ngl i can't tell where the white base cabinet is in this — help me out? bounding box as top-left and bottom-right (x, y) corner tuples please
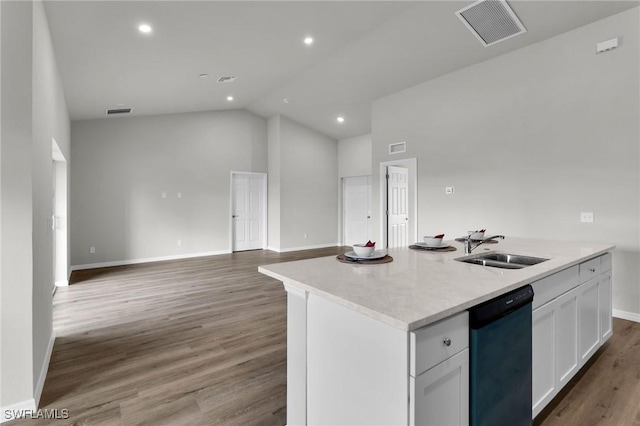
(532, 253), (612, 418)
(410, 312), (469, 426)
(411, 348), (469, 426)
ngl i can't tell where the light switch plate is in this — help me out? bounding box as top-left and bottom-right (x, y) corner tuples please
(580, 212), (594, 223)
(445, 186), (455, 195)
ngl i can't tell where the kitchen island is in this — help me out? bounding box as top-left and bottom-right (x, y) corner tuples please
(259, 238), (614, 425)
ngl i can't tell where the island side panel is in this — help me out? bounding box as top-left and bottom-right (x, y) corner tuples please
(283, 284), (308, 425)
(306, 294), (409, 425)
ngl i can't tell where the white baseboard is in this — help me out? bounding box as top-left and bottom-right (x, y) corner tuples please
(34, 331), (56, 407)
(268, 243), (339, 253)
(613, 309), (640, 323)
(55, 280), (68, 287)
(1, 399), (36, 423)
(70, 250), (231, 272)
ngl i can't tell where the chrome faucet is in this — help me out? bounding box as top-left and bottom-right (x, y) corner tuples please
(464, 235), (505, 254)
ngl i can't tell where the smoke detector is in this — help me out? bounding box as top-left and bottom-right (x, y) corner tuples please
(456, 0), (526, 47)
(216, 76), (237, 83)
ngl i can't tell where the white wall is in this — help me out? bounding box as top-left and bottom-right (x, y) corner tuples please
(70, 110), (267, 267)
(372, 8), (640, 315)
(1, 1), (34, 409)
(338, 134), (372, 178)
(32, 0), (70, 396)
(1, 0), (70, 413)
(268, 115), (339, 251)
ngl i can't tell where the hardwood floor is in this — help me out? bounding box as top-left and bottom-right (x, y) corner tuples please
(8, 247), (345, 426)
(7, 248), (640, 425)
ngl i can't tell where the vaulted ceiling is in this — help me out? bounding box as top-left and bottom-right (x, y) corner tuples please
(44, 1), (638, 139)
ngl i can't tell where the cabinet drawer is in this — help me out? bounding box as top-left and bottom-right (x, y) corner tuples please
(579, 257), (601, 283)
(532, 266), (579, 309)
(410, 311), (469, 377)
(601, 253), (612, 272)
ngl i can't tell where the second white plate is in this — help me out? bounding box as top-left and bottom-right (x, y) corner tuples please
(344, 250), (387, 260)
(414, 242), (451, 250)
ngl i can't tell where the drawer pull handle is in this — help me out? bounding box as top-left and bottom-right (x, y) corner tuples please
(443, 337), (452, 347)
(589, 268), (596, 272)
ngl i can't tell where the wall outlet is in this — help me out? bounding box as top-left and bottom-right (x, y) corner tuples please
(304, 233), (308, 239)
(177, 240), (182, 247)
(445, 186), (455, 195)
(90, 246), (95, 254)
(580, 212), (594, 223)
(177, 192), (182, 199)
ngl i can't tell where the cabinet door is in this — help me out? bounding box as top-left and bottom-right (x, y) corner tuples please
(532, 301), (556, 418)
(599, 271), (613, 342)
(411, 348), (469, 426)
(578, 277), (601, 366)
(555, 285), (580, 388)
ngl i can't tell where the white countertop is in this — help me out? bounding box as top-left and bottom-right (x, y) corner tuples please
(259, 238), (614, 331)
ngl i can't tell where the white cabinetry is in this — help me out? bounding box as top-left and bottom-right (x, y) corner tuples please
(532, 299), (556, 414)
(532, 267), (579, 417)
(555, 286), (580, 388)
(411, 349), (469, 426)
(532, 253), (613, 418)
(578, 277), (600, 366)
(410, 312), (469, 426)
(599, 270), (613, 341)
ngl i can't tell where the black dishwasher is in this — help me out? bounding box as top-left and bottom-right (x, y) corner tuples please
(469, 285), (534, 426)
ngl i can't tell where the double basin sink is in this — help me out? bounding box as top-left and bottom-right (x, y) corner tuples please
(456, 252), (548, 270)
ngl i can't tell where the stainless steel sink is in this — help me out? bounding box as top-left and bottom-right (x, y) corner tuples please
(456, 253), (549, 269)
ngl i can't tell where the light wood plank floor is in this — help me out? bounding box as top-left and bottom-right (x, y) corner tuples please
(8, 248), (345, 426)
(7, 248), (640, 425)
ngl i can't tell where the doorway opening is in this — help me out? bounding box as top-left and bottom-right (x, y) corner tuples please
(379, 158), (417, 248)
(230, 172), (267, 252)
(52, 138), (68, 287)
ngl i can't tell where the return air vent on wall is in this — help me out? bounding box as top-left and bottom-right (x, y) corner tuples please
(106, 108), (132, 116)
(216, 76), (237, 83)
(456, 0), (526, 47)
(389, 142), (406, 155)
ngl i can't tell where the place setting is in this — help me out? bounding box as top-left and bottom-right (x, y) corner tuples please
(410, 234), (457, 252)
(337, 240), (393, 264)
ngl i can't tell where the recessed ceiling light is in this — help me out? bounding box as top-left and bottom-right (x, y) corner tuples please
(337, 116), (345, 123)
(227, 96), (234, 101)
(304, 36), (314, 45)
(138, 23), (152, 34)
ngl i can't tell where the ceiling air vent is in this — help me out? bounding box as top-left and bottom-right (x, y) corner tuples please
(106, 108), (132, 116)
(456, 0), (526, 47)
(216, 76), (237, 83)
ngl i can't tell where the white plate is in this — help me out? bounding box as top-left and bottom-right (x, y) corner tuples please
(415, 242), (451, 250)
(344, 250), (387, 260)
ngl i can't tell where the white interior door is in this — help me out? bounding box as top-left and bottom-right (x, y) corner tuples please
(232, 173), (265, 252)
(343, 176), (372, 246)
(387, 165), (408, 248)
